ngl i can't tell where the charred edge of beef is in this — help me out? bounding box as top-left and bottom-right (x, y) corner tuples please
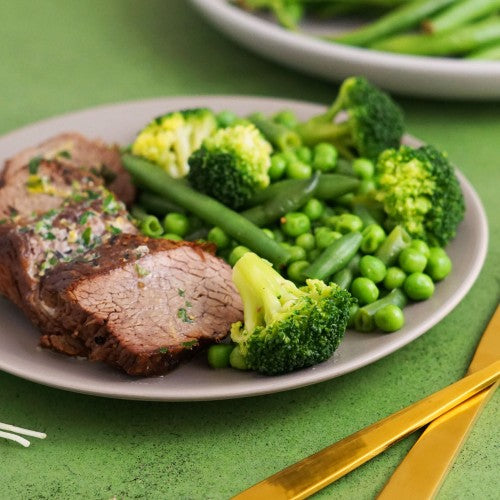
(39, 234), (242, 376)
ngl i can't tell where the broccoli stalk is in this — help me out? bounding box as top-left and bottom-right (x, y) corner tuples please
(295, 77), (404, 160)
(230, 252), (354, 375)
(374, 144), (465, 246)
(188, 123), (272, 209)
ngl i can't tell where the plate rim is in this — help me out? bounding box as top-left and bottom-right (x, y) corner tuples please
(189, 0), (500, 99)
(0, 95), (489, 401)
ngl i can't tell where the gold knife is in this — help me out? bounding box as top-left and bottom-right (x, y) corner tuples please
(233, 312), (500, 500)
(377, 305), (500, 500)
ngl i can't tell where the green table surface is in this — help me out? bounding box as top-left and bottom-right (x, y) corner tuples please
(1, 1), (499, 499)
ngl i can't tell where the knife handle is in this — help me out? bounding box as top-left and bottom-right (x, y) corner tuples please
(233, 360), (500, 500)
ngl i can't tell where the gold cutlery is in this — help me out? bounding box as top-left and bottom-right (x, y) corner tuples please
(377, 305), (499, 499)
(233, 308), (500, 500)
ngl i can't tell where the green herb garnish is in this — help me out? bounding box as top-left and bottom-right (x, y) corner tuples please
(28, 156), (43, 174)
(177, 308), (194, 323)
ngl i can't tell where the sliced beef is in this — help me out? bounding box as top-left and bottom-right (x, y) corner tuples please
(39, 234), (243, 376)
(0, 159), (104, 219)
(0, 195), (136, 329)
(2, 132), (135, 205)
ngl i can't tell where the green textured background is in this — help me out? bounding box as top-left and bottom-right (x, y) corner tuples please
(1, 1), (499, 498)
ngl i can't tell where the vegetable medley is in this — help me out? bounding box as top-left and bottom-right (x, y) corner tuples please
(122, 76), (465, 375)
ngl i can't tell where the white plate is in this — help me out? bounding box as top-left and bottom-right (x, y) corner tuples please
(0, 96), (488, 401)
(190, 0), (500, 100)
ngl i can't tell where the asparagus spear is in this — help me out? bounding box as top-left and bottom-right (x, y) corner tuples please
(371, 15), (500, 55)
(423, 0), (500, 34)
(332, 0), (457, 46)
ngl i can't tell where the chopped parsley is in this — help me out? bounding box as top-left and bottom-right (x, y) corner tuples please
(43, 232), (56, 241)
(178, 289), (185, 297)
(157, 347), (169, 354)
(182, 340), (198, 349)
(108, 225), (122, 235)
(177, 308), (194, 323)
(79, 211), (95, 225)
(56, 150), (72, 159)
(135, 263), (150, 278)
(28, 155), (43, 174)
(82, 227), (92, 246)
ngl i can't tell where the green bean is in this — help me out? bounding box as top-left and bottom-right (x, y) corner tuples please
(354, 288), (408, 332)
(375, 225), (411, 266)
(123, 154), (290, 266)
(248, 113), (302, 151)
(423, 0), (500, 35)
(372, 16), (500, 56)
(352, 205), (378, 228)
(332, 268), (354, 290)
(248, 174), (359, 207)
(304, 231), (363, 281)
(241, 172), (319, 227)
(138, 191), (185, 215)
(334, 0), (456, 46)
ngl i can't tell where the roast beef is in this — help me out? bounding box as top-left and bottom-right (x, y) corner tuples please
(0, 159), (103, 219)
(39, 234), (243, 376)
(1, 132), (135, 205)
(0, 194), (136, 328)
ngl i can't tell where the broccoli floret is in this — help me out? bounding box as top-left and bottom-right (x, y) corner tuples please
(374, 144), (465, 246)
(131, 108), (217, 178)
(188, 124), (272, 209)
(296, 76), (404, 160)
(230, 252), (354, 375)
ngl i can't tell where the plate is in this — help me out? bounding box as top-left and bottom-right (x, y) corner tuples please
(189, 0), (500, 100)
(0, 96), (488, 401)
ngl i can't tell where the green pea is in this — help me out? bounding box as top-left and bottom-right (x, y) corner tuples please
(335, 214), (363, 234)
(287, 245), (307, 263)
(302, 198), (324, 221)
(295, 232), (315, 251)
(404, 272), (435, 301)
(207, 227), (231, 249)
(315, 229), (342, 249)
(286, 159), (312, 179)
(383, 267), (407, 290)
(207, 344), (234, 369)
(162, 233), (183, 241)
(295, 146), (312, 164)
(352, 158), (375, 179)
(375, 305), (405, 332)
(229, 345), (248, 370)
(273, 109), (298, 128)
(287, 260), (309, 282)
(409, 239), (430, 258)
(359, 255), (386, 283)
(426, 247), (452, 281)
(399, 248), (428, 274)
(216, 110), (238, 128)
(312, 143), (338, 172)
(228, 246), (250, 267)
(281, 212), (311, 237)
(269, 153), (287, 181)
(163, 212), (189, 237)
(351, 277), (380, 305)
(361, 224), (386, 254)
(140, 215), (164, 238)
